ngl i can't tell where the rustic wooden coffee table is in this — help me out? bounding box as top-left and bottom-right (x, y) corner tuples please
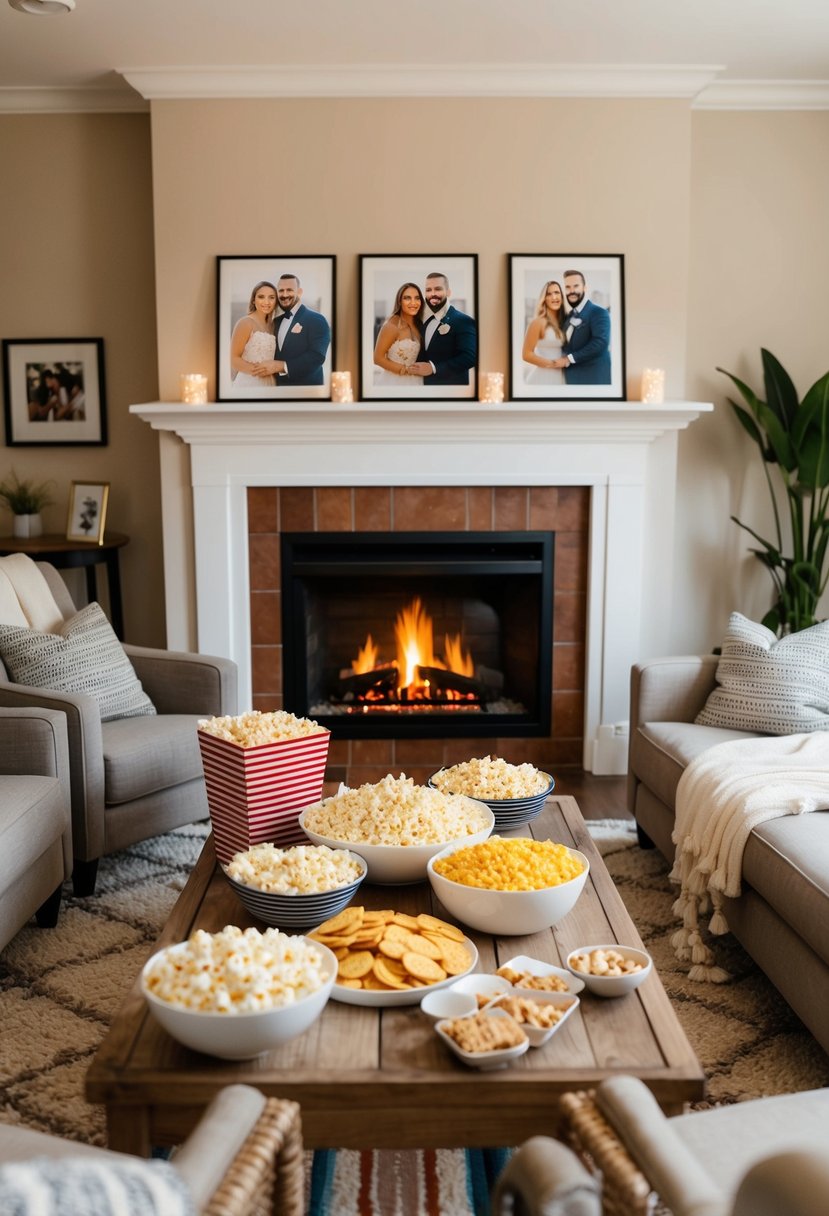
(86, 796), (704, 1154)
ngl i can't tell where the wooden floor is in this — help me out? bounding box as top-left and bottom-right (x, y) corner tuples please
(552, 771), (630, 822)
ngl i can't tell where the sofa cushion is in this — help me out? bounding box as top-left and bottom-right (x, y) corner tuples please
(0, 1155), (194, 1215)
(0, 603), (155, 723)
(632, 721), (757, 812)
(696, 613), (829, 734)
(0, 774), (67, 874)
(741, 814), (829, 968)
(102, 715), (204, 805)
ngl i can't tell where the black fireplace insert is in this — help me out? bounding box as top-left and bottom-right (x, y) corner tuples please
(280, 531), (553, 739)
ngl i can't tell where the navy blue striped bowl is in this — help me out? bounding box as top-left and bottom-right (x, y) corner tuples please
(222, 852), (367, 929)
(428, 770), (555, 831)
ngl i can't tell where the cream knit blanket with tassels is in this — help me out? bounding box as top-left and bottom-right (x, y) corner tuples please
(670, 732), (829, 983)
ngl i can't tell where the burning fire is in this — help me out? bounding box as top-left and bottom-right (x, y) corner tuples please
(352, 596), (474, 702)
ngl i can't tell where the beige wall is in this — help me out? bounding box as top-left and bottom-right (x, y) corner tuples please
(678, 110), (829, 652)
(2, 101), (827, 663)
(0, 114), (163, 645)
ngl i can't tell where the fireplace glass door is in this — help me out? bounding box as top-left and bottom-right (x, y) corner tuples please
(281, 532), (553, 739)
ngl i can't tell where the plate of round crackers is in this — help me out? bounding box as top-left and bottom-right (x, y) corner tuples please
(309, 905), (479, 1006)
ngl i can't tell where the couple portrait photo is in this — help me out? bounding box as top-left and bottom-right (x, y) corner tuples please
(509, 254), (625, 401)
(361, 255), (478, 400)
(216, 255), (335, 402)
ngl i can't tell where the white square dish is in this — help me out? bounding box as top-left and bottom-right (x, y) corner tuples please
(484, 989), (580, 1047)
(435, 1008), (530, 1070)
(499, 954), (585, 996)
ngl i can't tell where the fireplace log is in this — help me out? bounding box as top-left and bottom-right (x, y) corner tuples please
(416, 666), (484, 699)
(337, 666), (399, 698)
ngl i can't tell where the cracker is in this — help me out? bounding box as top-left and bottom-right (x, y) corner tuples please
(403, 932), (443, 961)
(417, 914), (465, 942)
(378, 938), (407, 960)
(402, 952), (447, 983)
(338, 950), (375, 979)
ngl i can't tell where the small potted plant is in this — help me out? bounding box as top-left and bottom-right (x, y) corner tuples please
(0, 470), (55, 539)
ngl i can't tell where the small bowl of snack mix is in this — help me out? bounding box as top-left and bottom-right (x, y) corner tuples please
(483, 990), (580, 1047)
(141, 926), (337, 1059)
(222, 843), (368, 930)
(429, 757), (554, 831)
(298, 774), (494, 885)
(427, 836), (589, 935)
(564, 944), (652, 998)
(435, 1008), (530, 1070)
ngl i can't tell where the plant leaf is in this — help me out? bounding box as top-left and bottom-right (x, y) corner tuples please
(795, 373), (829, 487)
(716, 367), (764, 418)
(755, 399), (795, 469)
(729, 400), (765, 448)
(761, 348), (799, 429)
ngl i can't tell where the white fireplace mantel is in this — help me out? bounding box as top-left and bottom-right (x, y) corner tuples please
(132, 399), (712, 771)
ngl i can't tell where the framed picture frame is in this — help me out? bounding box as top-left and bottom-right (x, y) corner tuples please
(1, 338), (107, 446)
(216, 255), (336, 402)
(359, 255), (478, 401)
(508, 255), (626, 401)
(66, 481), (109, 544)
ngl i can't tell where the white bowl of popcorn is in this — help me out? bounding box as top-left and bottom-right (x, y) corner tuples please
(141, 926), (337, 1059)
(427, 836), (589, 935)
(298, 774), (495, 885)
(564, 944), (652, 998)
(222, 843), (367, 929)
(430, 758), (554, 831)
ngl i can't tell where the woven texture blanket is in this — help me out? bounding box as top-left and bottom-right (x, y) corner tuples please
(670, 732), (829, 982)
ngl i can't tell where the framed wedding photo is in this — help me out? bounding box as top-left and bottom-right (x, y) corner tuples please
(508, 254), (626, 402)
(66, 480), (109, 544)
(216, 255), (336, 402)
(2, 338), (107, 446)
(359, 254), (478, 401)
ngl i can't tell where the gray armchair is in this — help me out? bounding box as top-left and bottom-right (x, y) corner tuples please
(0, 705), (72, 951)
(493, 1077), (829, 1216)
(0, 1084), (304, 1215)
(0, 563), (237, 896)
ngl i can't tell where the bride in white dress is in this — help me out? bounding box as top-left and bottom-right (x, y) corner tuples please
(230, 280), (278, 389)
(373, 282), (424, 387)
(522, 279), (567, 386)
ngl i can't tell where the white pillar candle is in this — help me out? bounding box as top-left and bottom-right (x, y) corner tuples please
(180, 373), (208, 404)
(640, 368), (665, 404)
(479, 372), (505, 404)
(331, 371), (353, 403)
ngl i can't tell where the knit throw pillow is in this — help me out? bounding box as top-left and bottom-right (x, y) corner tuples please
(695, 612), (829, 734)
(0, 1155), (194, 1215)
(0, 602), (156, 722)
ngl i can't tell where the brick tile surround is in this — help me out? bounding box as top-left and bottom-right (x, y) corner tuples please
(248, 486), (588, 785)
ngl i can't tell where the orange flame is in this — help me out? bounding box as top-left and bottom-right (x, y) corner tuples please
(352, 634), (379, 673)
(351, 598), (475, 703)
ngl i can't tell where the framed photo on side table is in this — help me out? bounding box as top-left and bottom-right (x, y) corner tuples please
(66, 481), (109, 545)
(2, 338), (107, 446)
(508, 255), (626, 401)
(359, 255), (478, 401)
(216, 255), (335, 402)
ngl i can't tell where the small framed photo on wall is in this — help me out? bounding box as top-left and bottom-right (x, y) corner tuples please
(359, 255), (478, 401)
(66, 481), (109, 544)
(2, 338), (107, 446)
(216, 255), (336, 401)
(508, 255), (626, 401)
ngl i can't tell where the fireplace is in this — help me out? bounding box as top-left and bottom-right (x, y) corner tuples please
(281, 531), (553, 739)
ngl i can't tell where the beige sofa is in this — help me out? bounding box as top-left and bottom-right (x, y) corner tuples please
(628, 655), (829, 1056)
(0, 706), (72, 952)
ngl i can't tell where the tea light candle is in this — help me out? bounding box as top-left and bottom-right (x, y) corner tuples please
(479, 372), (505, 404)
(180, 373), (208, 404)
(331, 371), (353, 403)
(640, 368), (665, 404)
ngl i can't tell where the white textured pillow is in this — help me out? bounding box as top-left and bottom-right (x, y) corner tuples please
(0, 1155), (194, 1215)
(0, 602), (156, 722)
(696, 612), (829, 734)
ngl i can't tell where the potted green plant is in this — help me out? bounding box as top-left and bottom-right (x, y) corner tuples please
(0, 470), (55, 539)
(718, 349), (829, 634)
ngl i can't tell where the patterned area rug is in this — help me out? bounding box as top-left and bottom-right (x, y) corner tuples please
(2, 818), (828, 1215)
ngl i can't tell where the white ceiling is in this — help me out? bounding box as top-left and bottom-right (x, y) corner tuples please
(1, 0), (828, 110)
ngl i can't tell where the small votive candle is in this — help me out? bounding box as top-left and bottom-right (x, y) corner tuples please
(640, 368), (665, 404)
(331, 371), (353, 403)
(180, 373), (208, 404)
(479, 372), (505, 404)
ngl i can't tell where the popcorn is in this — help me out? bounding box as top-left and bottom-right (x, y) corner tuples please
(225, 843), (363, 895)
(143, 925), (329, 1013)
(198, 710), (325, 748)
(433, 836), (584, 891)
(432, 756), (549, 800)
(302, 773), (490, 847)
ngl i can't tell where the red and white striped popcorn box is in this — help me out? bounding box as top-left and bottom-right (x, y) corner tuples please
(197, 728), (331, 865)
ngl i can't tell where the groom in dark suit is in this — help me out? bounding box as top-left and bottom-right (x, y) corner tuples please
(553, 270), (611, 386)
(256, 273), (331, 387)
(409, 272), (477, 387)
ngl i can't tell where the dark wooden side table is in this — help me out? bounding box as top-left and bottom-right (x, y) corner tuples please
(0, 532), (129, 639)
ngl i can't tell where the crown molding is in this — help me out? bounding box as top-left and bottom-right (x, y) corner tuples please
(0, 86), (148, 114)
(119, 62), (723, 100)
(692, 78), (829, 110)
